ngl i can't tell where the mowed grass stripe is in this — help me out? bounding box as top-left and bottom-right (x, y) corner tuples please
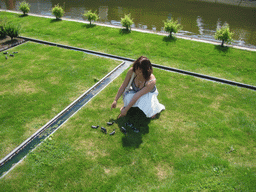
(0, 42), (121, 159)
(1, 68), (255, 191)
(1, 11), (256, 86)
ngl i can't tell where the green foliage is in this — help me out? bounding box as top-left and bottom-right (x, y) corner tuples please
(83, 10), (99, 25)
(163, 18), (182, 37)
(121, 13), (134, 31)
(52, 4), (65, 20)
(215, 23), (233, 46)
(19, 1), (31, 15)
(0, 18), (7, 38)
(4, 22), (20, 39)
(0, 26), (6, 38)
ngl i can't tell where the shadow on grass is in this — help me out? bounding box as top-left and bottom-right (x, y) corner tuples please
(50, 18), (63, 23)
(163, 36), (177, 44)
(110, 107), (160, 148)
(84, 24), (96, 28)
(19, 14), (28, 17)
(0, 36), (6, 41)
(214, 45), (230, 53)
(1, 38), (19, 45)
(119, 29), (131, 35)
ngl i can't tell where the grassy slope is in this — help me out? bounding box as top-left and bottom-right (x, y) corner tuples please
(0, 68), (255, 191)
(1, 11), (256, 86)
(0, 42), (120, 159)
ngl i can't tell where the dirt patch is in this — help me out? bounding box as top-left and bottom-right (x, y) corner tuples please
(0, 36), (26, 52)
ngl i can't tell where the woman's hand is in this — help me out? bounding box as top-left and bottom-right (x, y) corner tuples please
(118, 107), (128, 118)
(111, 100), (117, 110)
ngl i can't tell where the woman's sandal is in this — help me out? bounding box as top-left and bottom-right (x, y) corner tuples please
(150, 114), (157, 119)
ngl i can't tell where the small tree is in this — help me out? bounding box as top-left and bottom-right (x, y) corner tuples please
(83, 10), (99, 25)
(52, 4), (65, 20)
(19, 1), (31, 16)
(121, 14), (133, 31)
(215, 23), (233, 47)
(163, 18), (182, 37)
(5, 22), (20, 40)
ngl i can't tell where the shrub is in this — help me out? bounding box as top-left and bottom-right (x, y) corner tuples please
(121, 14), (134, 31)
(83, 10), (99, 25)
(0, 25), (7, 38)
(5, 22), (20, 39)
(19, 1), (31, 15)
(163, 18), (182, 37)
(0, 18), (7, 38)
(214, 23), (233, 47)
(52, 4), (65, 20)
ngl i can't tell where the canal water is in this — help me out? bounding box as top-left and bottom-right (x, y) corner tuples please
(0, 0), (256, 48)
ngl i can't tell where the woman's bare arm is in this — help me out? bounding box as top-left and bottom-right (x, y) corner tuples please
(111, 68), (134, 110)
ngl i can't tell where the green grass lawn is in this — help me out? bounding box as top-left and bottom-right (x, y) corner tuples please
(1, 11), (256, 86)
(0, 42), (121, 159)
(0, 11), (255, 191)
(0, 68), (255, 191)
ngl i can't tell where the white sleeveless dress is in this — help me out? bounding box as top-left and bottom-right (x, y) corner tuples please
(123, 74), (165, 118)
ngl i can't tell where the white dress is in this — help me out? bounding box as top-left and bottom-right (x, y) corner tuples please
(123, 76), (165, 118)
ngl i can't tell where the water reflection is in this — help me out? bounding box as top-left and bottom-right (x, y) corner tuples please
(0, 0), (255, 47)
(197, 16), (204, 35)
(99, 6), (108, 22)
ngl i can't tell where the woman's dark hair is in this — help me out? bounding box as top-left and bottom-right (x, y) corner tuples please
(132, 56), (153, 80)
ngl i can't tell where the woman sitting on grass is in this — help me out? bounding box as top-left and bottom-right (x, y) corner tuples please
(111, 56), (165, 119)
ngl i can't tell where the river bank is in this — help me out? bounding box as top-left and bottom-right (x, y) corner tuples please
(1, 9), (256, 52)
(1, 10), (256, 87)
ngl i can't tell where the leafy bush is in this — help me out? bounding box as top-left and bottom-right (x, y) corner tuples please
(163, 18), (182, 37)
(215, 23), (233, 46)
(52, 4), (65, 20)
(0, 26), (7, 38)
(83, 10), (99, 25)
(19, 1), (31, 15)
(0, 18), (7, 38)
(5, 22), (20, 39)
(121, 14), (134, 31)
